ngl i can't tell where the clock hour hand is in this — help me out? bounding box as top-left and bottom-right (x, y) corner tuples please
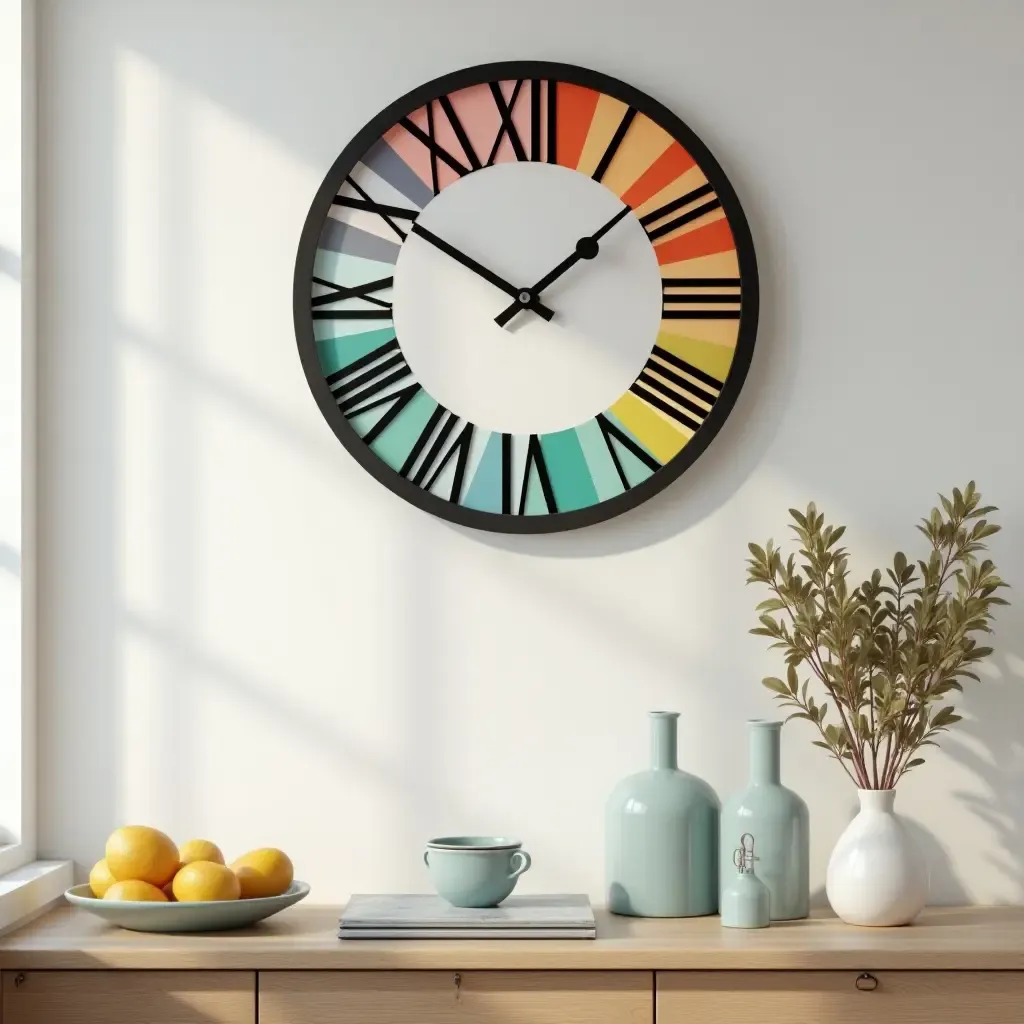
(494, 204), (632, 327)
(409, 223), (555, 322)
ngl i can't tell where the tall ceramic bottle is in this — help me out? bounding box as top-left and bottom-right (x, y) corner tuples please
(606, 711), (720, 917)
(720, 720), (809, 920)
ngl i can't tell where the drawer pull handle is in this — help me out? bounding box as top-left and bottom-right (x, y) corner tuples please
(855, 972), (878, 991)
(14, 973), (25, 988)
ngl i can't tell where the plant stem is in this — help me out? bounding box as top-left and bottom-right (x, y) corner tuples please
(769, 578), (871, 787)
(867, 668), (878, 788)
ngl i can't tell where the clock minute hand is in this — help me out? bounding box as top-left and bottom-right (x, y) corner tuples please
(409, 223), (555, 322)
(494, 204), (632, 327)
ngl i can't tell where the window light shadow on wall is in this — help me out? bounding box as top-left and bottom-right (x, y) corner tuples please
(107, 48), (510, 888)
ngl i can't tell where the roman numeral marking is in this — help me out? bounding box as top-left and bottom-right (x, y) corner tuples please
(311, 274), (393, 319)
(326, 339), (412, 414)
(592, 106), (637, 182)
(331, 196), (418, 221)
(398, 404), (448, 479)
(519, 434), (557, 515)
(530, 80), (541, 161)
(630, 346), (724, 431)
(402, 101), (473, 192)
(546, 79), (558, 165)
(630, 381), (702, 431)
(426, 102), (440, 195)
(332, 176), (419, 242)
(398, 409), (475, 503)
(426, 421), (475, 502)
(662, 277), (741, 320)
(501, 433), (513, 513)
(438, 94), (482, 171)
(312, 309), (392, 320)
(487, 80), (527, 164)
(360, 382), (423, 445)
(596, 414), (661, 490)
(640, 184), (720, 242)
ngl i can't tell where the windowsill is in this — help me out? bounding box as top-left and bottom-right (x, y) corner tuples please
(0, 861), (74, 933)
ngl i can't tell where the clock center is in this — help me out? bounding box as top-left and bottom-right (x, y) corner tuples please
(392, 162), (661, 436)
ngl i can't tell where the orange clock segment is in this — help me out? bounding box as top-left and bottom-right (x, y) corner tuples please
(294, 62), (757, 532)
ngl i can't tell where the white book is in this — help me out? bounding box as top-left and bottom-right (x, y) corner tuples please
(339, 894), (596, 939)
(338, 926), (596, 940)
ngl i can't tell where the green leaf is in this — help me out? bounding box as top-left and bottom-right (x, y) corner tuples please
(762, 677), (789, 696)
(906, 758), (926, 769)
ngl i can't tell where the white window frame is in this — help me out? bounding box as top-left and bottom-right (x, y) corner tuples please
(0, 0), (72, 928)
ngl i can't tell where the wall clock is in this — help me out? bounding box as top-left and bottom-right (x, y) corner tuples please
(294, 61), (758, 533)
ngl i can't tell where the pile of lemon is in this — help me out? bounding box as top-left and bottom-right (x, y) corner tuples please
(89, 826), (293, 903)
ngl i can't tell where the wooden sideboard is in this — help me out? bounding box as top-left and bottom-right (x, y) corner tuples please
(1, 905), (1022, 1023)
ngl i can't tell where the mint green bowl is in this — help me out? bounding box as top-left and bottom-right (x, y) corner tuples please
(65, 881), (310, 932)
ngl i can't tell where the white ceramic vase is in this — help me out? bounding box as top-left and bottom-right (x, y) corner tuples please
(825, 789), (928, 927)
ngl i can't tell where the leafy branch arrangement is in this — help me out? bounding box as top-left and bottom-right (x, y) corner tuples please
(746, 483), (1008, 790)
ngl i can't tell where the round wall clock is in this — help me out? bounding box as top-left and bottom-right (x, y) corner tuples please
(294, 61), (758, 533)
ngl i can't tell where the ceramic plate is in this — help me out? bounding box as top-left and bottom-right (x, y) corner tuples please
(65, 881), (310, 932)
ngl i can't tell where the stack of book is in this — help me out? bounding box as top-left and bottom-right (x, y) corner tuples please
(338, 894), (597, 939)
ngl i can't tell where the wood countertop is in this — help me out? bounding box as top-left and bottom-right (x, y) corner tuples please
(1, 905), (1022, 971)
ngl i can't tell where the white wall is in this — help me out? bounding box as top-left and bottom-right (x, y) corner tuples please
(36, 0), (1024, 905)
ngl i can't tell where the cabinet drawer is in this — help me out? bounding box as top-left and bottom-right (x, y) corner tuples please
(260, 971), (652, 1024)
(658, 970), (1024, 1024)
(1, 970), (255, 1024)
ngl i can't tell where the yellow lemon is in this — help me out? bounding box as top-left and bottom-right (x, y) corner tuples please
(178, 838), (225, 866)
(172, 861), (241, 902)
(105, 825), (180, 887)
(104, 879), (168, 902)
(231, 848), (293, 899)
(88, 858), (117, 898)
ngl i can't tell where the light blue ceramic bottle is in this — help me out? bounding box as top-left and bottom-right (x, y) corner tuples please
(720, 720), (809, 920)
(606, 711), (720, 917)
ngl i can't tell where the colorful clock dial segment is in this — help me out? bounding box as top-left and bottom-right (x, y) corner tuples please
(295, 62), (758, 533)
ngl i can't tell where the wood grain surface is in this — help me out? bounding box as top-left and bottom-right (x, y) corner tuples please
(658, 970), (1024, 1024)
(1, 905), (1023, 971)
(260, 970), (651, 1024)
(1, 970), (254, 1024)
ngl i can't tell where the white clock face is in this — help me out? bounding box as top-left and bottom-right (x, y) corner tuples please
(393, 162), (662, 436)
(295, 64), (757, 533)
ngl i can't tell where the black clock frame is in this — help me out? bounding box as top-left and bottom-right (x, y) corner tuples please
(293, 60), (759, 534)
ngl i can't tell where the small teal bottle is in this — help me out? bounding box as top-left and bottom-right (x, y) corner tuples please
(720, 720), (809, 920)
(721, 833), (770, 928)
(606, 711), (720, 917)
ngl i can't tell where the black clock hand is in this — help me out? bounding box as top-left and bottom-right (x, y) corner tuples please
(410, 223), (555, 322)
(494, 204), (632, 327)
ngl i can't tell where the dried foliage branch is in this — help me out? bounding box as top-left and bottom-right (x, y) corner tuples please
(747, 482), (1008, 789)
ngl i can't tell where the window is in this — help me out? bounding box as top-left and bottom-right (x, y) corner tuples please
(0, 0), (37, 877)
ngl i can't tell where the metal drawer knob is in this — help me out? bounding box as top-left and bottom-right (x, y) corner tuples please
(855, 972), (878, 991)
